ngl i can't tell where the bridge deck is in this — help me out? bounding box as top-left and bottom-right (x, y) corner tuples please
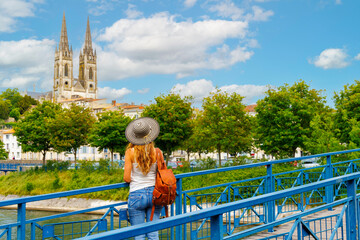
(248, 206), (345, 239)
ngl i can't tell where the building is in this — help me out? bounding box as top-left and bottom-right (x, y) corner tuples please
(53, 14), (97, 102)
(2, 129), (21, 160)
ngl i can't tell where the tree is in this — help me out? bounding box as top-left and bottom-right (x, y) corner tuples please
(180, 112), (210, 160)
(142, 93), (193, 164)
(89, 110), (132, 162)
(255, 80), (326, 158)
(334, 80), (360, 143)
(303, 111), (344, 155)
(9, 108), (20, 121)
(14, 101), (61, 166)
(0, 100), (10, 120)
(50, 103), (95, 166)
(0, 88), (22, 109)
(0, 140), (8, 160)
(17, 95), (38, 114)
(200, 89), (252, 166)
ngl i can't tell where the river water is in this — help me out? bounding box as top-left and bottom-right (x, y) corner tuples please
(0, 208), (116, 239)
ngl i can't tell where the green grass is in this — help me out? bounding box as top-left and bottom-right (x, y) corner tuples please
(0, 168), (129, 200)
(0, 162), (298, 201)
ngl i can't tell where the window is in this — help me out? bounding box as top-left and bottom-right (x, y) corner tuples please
(65, 64), (68, 77)
(89, 67), (93, 79)
(104, 149), (108, 153)
(82, 147), (87, 154)
(114, 154), (117, 160)
(12, 143), (14, 148)
(6, 144), (9, 149)
(17, 152), (20, 158)
(56, 64), (59, 78)
(92, 148), (95, 154)
(6, 135), (9, 139)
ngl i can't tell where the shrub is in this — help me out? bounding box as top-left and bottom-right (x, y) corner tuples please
(25, 182), (34, 192)
(45, 160), (70, 171)
(52, 174), (62, 189)
(199, 157), (216, 169)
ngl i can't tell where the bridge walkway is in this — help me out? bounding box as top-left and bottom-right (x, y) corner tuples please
(249, 205), (345, 240)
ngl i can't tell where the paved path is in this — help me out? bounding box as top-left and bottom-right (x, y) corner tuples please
(247, 205), (345, 240)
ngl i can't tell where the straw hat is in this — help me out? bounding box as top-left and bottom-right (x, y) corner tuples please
(125, 117), (160, 145)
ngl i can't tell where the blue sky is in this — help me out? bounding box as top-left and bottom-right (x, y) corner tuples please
(0, 0), (359, 107)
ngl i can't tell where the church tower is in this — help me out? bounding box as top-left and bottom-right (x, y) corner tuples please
(53, 14), (97, 103)
(54, 13), (74, 101)
(78, 17), (97, 99)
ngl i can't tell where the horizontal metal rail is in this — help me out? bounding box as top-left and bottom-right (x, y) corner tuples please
(1, 148), (360, 239)
(77, 172), (360, 240)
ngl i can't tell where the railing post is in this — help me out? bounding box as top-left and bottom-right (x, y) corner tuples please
(31, 222), (36, 240)
(210, 214), (223, 240)
(266, 164), (275, 232)
(176, 178), (183, 240)
(17, 203), (26, 240)
(346, 179), (357, 240)
(325, 155), (334, 209)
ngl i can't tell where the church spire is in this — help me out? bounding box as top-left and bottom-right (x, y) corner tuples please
(59, 12), (70, 52)
(84, 16), (93, 54)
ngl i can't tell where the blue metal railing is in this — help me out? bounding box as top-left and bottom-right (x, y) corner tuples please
(1, 148), (360, 239)
(77, 172), (360, 240)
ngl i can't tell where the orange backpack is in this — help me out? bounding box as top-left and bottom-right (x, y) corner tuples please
(150, 148), (177, 221)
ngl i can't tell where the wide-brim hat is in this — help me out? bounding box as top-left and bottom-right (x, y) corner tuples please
(125, 117), (160, 145)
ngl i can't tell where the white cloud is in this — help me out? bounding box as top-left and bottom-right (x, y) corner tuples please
(98, 87), (132, 100)
(354, 53), (360, 60)
(208, 0), (273, 22)
(125, 4), (143, 19)
(219, 84), (269, 104)
(172, 79), (215, 102)
(246, 6), (274, 22)
(208, 0), (244, 20)
(311, 48), (350, 69)
(171, 79), (269, 104)
(184, 0), (197, 8)
(0, 39), (55, 89)
(96, 12), (252, 81)
(0, 0), (41, 32)
(335, 0), (342, 5)
(88, 0), (116, 16)
(138, 88), (150, 94)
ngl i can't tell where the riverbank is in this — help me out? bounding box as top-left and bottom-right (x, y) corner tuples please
(0, 194), (127, 215)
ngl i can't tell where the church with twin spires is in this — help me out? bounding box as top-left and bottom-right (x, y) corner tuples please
(53, 14), (97, 102)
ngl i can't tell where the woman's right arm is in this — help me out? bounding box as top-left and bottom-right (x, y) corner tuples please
(123, 149), (132, 183)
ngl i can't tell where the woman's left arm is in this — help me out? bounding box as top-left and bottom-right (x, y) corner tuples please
(123, 149), (132, 183)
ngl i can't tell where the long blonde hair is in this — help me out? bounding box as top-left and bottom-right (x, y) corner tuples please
(127, 142), (156, 175)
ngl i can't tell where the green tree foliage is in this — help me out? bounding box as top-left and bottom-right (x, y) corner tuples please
(0, 100), (10, 120)
(334, 80), (360, 143)
(89, 110), (132, 162)
(0, 88), (22, 108)
(0, 140), (8, 160)
(200, 89), (253, 166)
(51, 104), (95, 165)
(304, 111), (344, 155)
(14, 101), (62, 166)
(17, 95), (38, 114)
(9, 108), (20, 121)
(142, 93), (193, 164)
(180, 112), (211, 160)
(256, 80), (326, 158)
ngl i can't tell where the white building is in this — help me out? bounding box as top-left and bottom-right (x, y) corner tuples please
(2, 129), (21, 160)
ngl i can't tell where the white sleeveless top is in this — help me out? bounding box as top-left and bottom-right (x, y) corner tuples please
(129, 157), (157, 193)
